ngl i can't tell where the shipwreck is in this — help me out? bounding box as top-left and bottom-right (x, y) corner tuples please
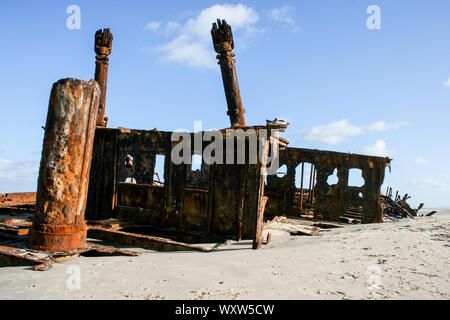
(1, 20), (406, 270)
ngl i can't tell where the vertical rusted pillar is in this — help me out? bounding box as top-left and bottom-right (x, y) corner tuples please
(311, 167), (316, 204)
(211, 19), (246, 127)
(94, 28), (113, 127)
(300, 162), (304, 211)
(28, 79), (100, 252)
(308, 163), (314, 204)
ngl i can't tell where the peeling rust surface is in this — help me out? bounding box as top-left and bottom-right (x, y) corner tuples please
(28, 78), (100, 252)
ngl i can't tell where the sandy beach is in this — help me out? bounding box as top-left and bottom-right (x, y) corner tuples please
(0, 211), (448, 300)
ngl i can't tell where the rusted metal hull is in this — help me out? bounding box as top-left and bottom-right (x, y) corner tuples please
(27, 78), (100, 252)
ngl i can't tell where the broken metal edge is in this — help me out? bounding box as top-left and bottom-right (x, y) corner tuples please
(0, 245), (53, 271)
(0, 242), (139, 271)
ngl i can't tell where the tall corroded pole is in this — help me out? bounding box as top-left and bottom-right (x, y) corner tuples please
(28, 79), (100, 252)
(94, 28), (113, 127)
(211, 19), (246, 127)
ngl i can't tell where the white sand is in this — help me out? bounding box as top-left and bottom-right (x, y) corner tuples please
(0, 212), (448, 300)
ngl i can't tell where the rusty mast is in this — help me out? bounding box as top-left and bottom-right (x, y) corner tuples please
(211, 19), (246, 128)
(94, 28), (113, 127)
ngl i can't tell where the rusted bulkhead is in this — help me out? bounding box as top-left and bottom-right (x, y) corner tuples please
(85, 126), (277, 248)
(265, 148), (390, 223)
(28, 78), (100, 252)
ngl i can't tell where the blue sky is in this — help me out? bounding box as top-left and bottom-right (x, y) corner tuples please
(0, 1), (449, 208)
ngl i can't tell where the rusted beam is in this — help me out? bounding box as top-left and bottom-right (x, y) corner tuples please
(0, 245), (52, 269)
(311, 166), (316, 204)
(308, 163), (314, 204)
(87, 226), (210, 252)
(27, 78), (100, 252)
(290, 229), (320, 236)
(94, 28), (113, 127)
(0, 242), (137, 271)
(300, 162), (304, 211)
(211, 19), (246, 127)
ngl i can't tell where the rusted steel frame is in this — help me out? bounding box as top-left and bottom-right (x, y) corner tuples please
(308, 163), (314, 204)
(252, 133), (270, 249)
(311, 166), (316, 204)
(94, 28), (113, 127)
(0, 192), (36, 204)
(28, 79), (100, 252)
(87, 226), (210, 252)
(0, 245), (53, 270)
(211, 19), (246, 127)
(206, 164), (216, 234)
(237, 164), (248, 240)
(299, 162), (304, 211)
(0, 192), (36, 214)
(81, 242), (138, 257)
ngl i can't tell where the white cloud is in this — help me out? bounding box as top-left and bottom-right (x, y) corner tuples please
(0, 158), (38, 181)
(442, 78), (450, 87)
(145, 21), (162, 31)
(305, 119), (409, 145)
(270, 6), (295, 25)
(270, 5), (300, 32)
(305, 119), (363, 144)
(362, 140), (393, 157)
(366, 121), (409, 132)
(410, 178), (449, 192)
(166, 21), (181, 31)
(150, 4), (259, 69)
(415, 156), (426, 164)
